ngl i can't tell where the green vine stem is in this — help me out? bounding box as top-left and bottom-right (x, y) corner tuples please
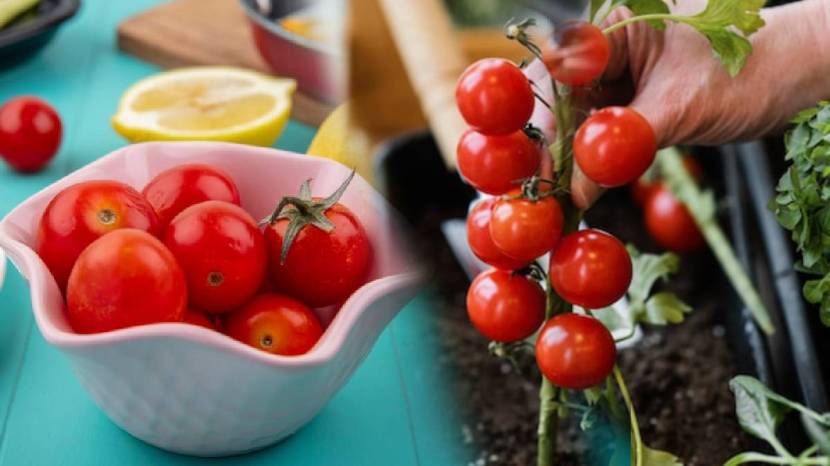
(655, 147), (775, 335)
(614, 366), (644, 466)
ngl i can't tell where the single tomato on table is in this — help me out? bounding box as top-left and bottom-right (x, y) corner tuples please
(457, 129), (540, 195)
(455, 58), (534, 135)
(549, 228), (632, 309)
(466, 268), (545, 342)
(36, 180), (160, 290)
(466, 198), (528, 270)
(0, 96), (62, 173)
(66, 229), (186, 334)
(164, 200), (266, 314)
(489, 190), (563, 263)
(225, 293), (323, 356)
(263, 172), (372, 308)
(535, 313), (616, 389)
(142, 164), (241, 231)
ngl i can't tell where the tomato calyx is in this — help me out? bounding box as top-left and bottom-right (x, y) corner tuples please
(261, 170), (356, 264)
(505, 18), (543, 60)
(513, 175), (563, 202)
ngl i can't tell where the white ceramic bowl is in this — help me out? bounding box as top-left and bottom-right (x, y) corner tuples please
(0, 142), (422, 457)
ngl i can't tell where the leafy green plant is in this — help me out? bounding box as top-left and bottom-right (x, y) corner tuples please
(726, 376), (830, 466)
(770, 101), (830, 326)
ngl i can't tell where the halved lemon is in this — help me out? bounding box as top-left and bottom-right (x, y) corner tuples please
(112, 67), (296, 146)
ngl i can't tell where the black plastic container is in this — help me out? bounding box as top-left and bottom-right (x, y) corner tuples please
(0, 0), (79, 65)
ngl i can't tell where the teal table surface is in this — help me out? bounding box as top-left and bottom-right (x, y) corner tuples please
(0, 2), (470, 465)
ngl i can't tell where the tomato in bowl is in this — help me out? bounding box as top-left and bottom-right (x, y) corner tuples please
(0, 141), (421, 456)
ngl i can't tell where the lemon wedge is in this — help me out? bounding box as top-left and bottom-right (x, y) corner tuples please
(306, 103), (375, 182)
(112, 67), (295, 146)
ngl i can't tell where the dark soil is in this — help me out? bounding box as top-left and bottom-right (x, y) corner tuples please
(420, 190), (750, 466)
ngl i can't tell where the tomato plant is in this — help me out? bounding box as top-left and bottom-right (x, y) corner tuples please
(164, 200), (266, 314)
(0, 96), (62, 173)
(466, 268), (545, 342)
(535, 313), (616, 389)
(36, 180), (160, 290)
(574, 106), (656, 187)
(466, 198), (529, 270)
(489, 190), (563, 262)
(456, 58), (535, 135)
(549, 229), (632, 309)
(644, 183), (704, 253)
(457, 129), (540, 195)
(66, 229), (186, 333)
(542, 21), (610, 87)
(263, 172), (372, 308)
(224, 293), (323, 356)
(142, 164), (241, 231)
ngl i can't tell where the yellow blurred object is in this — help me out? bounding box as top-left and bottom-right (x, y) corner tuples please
(112, 67), (295, 146)
(306, 103), (374, 183)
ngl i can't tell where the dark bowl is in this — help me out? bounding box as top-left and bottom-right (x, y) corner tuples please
(238, 0), (343, 103)
(0, 0), (79, 65)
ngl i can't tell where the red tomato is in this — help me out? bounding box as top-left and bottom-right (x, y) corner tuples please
(489, 193), (563, 262)
(0, 97), (62, 173)
(549, 229), (632, 309)
(542, 22), (610, 86)
(631, 155), (702, 206)
(644, 183), (704, 253)
(466, 269), (545, 342)
(466, 198), (528, 270)
(266, 202), (372, 308)
(165, 200), (266, 314)
(574, 107), (656, 187)
(457, 129), (540, 195)
(36, 180), (160, 291)
(224, 293), (323, 356)
(142, 164), (241, 231)
(66, 229), (186, 333)
(536, 313), (616, 389)
(456, 58), (534, 135)
(183, 309), (216, 330)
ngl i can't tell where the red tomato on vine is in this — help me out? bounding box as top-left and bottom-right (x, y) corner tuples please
(466, 268), (545, 342)
(535, 313), (616, 389)
(490, 190), (564, 263)
(456, 58), (535, 135)
(644, 183), (704, 253)
(457, 129), (540, 195)
(543, 22), (610, 86)
(467, 198), (529, 270)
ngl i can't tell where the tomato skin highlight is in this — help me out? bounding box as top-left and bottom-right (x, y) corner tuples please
(225, 293), (323, 356)
(265, 202), (372, 308)
(0, 96), (62, 173)
(457, 129), (540, 195)
(467, 198), (529, 270)
(536, 313), (616, 389)
(574, 107), (657, 187)
(466, 269), (545, 342)
(142, 164), (241, 231)
(543, 22), (610, 87)
(66, 229), (187, 334)
(164, 200), (266, 314)
(456, 58), (534, 135)
(644, 183), (704, 253)
(549, 229), (632, 309)
(489, 193), (564, 262)
(36, 180), (160, 291)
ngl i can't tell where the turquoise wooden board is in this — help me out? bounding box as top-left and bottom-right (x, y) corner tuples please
(0, 1), (472, 464)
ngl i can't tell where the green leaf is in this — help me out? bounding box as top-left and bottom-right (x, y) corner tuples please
(580, 407), (599, 430)
(802, 412), (830, 456)
(643, 292), (692, 325)
(626, 246), (680, 306)
(688, 0), (765, 36)
(593, 306), (631, 333)
(626, 0), (671, 29)
(700, 29), (753, 77)
(583, 386), (604, 405)
(643, 445), (684, 466)
(729, 376), (792, 444)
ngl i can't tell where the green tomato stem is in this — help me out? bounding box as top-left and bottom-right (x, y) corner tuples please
(656, 147), (775, 335)
(602, 13), (675, 35)
(614, 366), (643, 466)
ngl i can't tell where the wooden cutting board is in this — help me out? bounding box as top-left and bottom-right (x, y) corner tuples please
(117, 0), (528, 128)
(117, 0), (333, 127)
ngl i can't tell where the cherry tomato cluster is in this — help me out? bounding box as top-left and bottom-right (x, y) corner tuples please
(632, 155), (705, 253)
(455, 22), (658, 390)
(35, 164), (373, 356)
(0, 96), (62, 173)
